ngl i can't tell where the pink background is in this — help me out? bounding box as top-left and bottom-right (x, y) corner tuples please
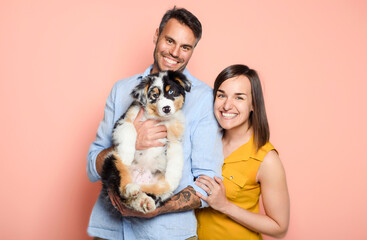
(1, 0), (366, 239)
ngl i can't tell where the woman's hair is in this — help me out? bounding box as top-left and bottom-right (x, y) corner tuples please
(213, 64), (270, 151)
(158, 6), (202, 45)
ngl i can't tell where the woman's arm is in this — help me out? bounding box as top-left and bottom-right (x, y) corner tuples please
(195, 150), (290, 238)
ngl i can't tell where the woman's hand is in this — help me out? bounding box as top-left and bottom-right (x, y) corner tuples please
(195, 175), (230, 213)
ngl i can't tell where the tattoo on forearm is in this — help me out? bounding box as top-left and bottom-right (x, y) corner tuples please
(157, 186), (201, 215)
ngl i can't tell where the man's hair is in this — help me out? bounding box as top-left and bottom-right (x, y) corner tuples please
(158, 6), (202, 44)
(213, 64), (270, 151)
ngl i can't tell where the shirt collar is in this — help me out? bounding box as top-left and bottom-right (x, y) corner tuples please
(224, 135), (259, 163)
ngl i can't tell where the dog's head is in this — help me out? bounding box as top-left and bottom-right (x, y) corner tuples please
(131, 71), (191, 118)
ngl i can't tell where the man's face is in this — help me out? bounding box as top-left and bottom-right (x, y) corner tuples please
(151, 18), (197, 74)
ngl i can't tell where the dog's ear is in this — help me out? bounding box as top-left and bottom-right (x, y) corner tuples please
(131, 76), (151, 106)
(168, 71), (191, 92)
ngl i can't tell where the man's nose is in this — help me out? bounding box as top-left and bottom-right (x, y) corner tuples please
(170, 45), (180, 57)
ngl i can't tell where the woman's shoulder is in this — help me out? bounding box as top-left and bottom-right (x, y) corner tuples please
(251, 141), (277, 162)
(256, 144), (285, 183)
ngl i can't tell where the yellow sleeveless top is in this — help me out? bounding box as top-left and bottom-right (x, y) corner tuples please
(196, 136), (276, 240)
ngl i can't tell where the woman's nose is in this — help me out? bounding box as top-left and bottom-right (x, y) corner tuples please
(223, 99), (233, 110)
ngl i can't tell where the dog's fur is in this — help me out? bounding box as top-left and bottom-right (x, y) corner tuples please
(101, 71), (191, 213)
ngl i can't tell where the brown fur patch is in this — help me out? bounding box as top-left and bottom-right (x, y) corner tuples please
(175, 77), (184, 88)
(153, 87), (159, 94)
(165, 85), (171, 92)
(125, 108), (137, 123)
(174, 96), (184, 112)
(112, 152), (132, 194)
(147, 104), (160, 118)
(167, 120), (184, 140)
(140, 176), (170, 195)
(144, 83), (150, 96)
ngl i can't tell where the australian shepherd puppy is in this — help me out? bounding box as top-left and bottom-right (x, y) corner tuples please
(101, 71), (191, 213)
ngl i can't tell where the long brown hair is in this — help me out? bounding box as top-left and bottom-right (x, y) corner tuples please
(213, 64), (269, 151)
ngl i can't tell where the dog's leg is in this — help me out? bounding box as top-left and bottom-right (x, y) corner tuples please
(163, 118), (185, 195)
(112, 154), (139, 199)
(124, 183), (141, 198)
(140, 175), (170, 196)
(113, 106), (140, 166)
(164, 142), (184, 196)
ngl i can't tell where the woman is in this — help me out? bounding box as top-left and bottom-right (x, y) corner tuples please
(195, 64), (290, 239)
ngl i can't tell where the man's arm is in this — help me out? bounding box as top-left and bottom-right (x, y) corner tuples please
(109, 186), (201, 218)
(95, 147), (114, 175)
(87, 85), (116, 182)
(153, 186), (201, 215)
(188, 91), (223, 207)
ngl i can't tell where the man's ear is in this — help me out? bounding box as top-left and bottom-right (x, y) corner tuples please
(153, 28), (159, 44)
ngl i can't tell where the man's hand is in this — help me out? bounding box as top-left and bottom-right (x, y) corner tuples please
(134, 108), (167, 150)
(108, 189), (158, 218)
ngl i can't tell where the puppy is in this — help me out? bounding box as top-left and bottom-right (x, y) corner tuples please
(101, 71), (191, 213)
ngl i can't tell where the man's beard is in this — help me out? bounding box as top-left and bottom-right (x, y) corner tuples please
(152, 46), (187, 73)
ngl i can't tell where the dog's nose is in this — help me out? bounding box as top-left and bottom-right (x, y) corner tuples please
(162, 106), (171, 114)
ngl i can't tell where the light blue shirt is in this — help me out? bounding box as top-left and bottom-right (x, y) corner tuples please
(87, 66), (223, 240)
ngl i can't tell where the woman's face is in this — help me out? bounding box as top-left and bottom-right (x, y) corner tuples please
(214, 75), (253, 132)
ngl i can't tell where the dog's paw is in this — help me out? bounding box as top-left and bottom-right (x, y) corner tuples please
(125, 183), (141, 198)
(140, 195), (156, 213)
(129, 193), (156, 213)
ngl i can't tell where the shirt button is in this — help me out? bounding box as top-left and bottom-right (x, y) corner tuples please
(230, 176), (233, 179)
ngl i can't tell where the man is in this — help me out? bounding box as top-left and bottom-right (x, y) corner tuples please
(87, 7), (223, 240)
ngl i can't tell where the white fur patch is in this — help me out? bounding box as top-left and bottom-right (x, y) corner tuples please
(114, 122), (137, 165)
(158, 98), (176, 116)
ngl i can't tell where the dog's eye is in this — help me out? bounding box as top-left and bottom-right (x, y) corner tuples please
(149, 87), (160, 99)
(168, 89), (174, 95)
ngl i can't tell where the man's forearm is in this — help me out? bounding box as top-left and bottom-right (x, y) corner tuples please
(96, 147), (114, 175)
(155, 186), (201, 215)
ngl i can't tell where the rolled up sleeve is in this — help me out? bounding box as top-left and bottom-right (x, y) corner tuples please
(87, 86), (116, 182)
(190, 94), (223, 208)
